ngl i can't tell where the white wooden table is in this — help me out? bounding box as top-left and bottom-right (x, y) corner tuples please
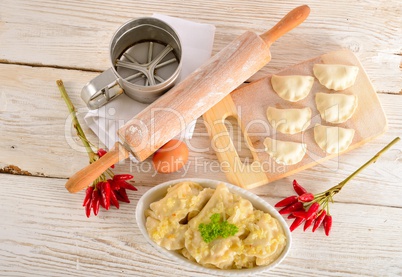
(1, 1), (401, 276)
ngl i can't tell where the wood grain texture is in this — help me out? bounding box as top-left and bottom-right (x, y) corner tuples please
(1, 173), (401, 276)
(0, 64), (99, 178)
(0, 0), (400, 93)
(204, 50), (387, 188)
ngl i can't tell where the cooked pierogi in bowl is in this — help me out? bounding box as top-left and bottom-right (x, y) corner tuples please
(136, 178), (291, 275)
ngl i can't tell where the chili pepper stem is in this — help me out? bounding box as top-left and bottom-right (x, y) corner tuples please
(326, 204), (330, 215)
(105, 168), (115, 179)
(320, 137), (400, 200)
(337, 137), (400, 188)
(57, 79), (96, 159)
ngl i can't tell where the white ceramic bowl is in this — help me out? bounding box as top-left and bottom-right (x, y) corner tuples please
(136, 178), (291, 276)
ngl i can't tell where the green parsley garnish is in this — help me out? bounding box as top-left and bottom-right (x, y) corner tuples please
(198, 213), (238, 243)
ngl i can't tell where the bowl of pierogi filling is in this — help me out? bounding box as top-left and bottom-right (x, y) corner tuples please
(136, 178), (291, 275)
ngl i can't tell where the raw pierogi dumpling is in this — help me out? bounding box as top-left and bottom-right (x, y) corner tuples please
(263, 137), (306, 165)
(266, 107), (312, 134)
(315, 92), (358, 124)
(271, 75), (314, 102)
(313, 64), (359, 91)
(314, 124), (355, 154)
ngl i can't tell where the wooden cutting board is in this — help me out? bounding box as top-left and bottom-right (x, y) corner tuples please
(203, 49), (387, 189)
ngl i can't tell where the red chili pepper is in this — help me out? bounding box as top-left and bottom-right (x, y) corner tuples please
(288, 214), (296, 219)
(293, 202), (320, 219)
(293, 179), (307, 196)
(98, 183), (105, 209)
(292, 211), (309, 219)
(109, 179), (120, 190)
(279, 201), (303, 215)
(323, 215), (332, 236)
(114, 190), (125, 202)
(99, 181), (111, 210)
(113, 174), (133, 181)
(83, 186), (94, 207)
(97, 149), (114, 168)
(303, 215), (316, 231)
(306, 202), (320, 219)
(109, 190), (120, 209)
(275, 195), (298, 207)
(97, 148), (107, 157)
(290, 217), (305, 232)
(85, 201), (92, 218)
(298, 193), (314, 203)
(92, 189), (100, 216)
(99, 199), (106, 209)
(312, 210), (327, 232)
(116, 180), (137, 191)
(116, 188), (130, 203)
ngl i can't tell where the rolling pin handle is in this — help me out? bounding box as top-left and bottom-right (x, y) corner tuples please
(65, 142), (130, 193)
(260, 5), (310, 46)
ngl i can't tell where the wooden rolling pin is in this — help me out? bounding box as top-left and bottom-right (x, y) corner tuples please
(65, 5), (310, 193)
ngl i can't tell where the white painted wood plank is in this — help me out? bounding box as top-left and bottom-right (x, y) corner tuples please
(0, 63), (401, 207)
(0, 173), (401, 276)
(0, 64), (99, 177)
(0, 0), (401, 93)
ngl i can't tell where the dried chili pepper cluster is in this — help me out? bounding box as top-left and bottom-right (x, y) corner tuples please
(275, 180), (332, 235)
(274, 137), (400, 236)
(83, 170), (137, 217)
(82, 149), (137, 217)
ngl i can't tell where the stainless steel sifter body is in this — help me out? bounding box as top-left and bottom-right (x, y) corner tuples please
(81, 17), (182, 109)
